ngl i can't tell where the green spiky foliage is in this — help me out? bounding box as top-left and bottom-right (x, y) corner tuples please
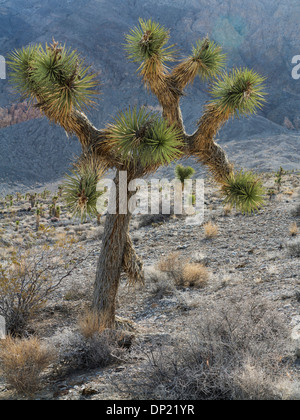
(8, 45), (39, 99)
(108, 107), (183, 170)
(210, 68), (266, 117)
(63, 159), (104, 223)
(172, 38), (226, 90)
(175, 164), (196, 185)
(222, 170), (265, 215)
(125, 18), (176, 66)
(191, 38), (226, 80)
(7, 40), (98, 126)
(125, 18), (177, 97)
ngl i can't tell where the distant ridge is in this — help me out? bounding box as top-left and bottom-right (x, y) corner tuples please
(0, 116), (299, 197)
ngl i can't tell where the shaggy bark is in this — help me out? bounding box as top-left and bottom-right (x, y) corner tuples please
(92, 172), (144, 327)
(92, 211), (132, 328)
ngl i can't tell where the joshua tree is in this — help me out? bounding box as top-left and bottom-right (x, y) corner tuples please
(35, 207), (40, 231)
(8, 19), (266, 328)
(175, 164), (196, 187)
(29, 193), (37, 208)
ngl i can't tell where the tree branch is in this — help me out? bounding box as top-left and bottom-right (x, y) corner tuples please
(41, 107), (120, 169)
(122, 233), (145, 285)
(187, 105), (233, 183)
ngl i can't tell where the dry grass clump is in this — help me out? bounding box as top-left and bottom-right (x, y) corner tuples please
(157, 252), (186, 275)
(181, 263), (209, 288)
(157, 252), (188, 285)
(289, 222), (298, 237)
(223, 203), (232, 216)
(157, 252), (210, 289)
(0, 336), (54, 396)
(78, 310), (106, 339)
(123, 295), (294, 400)
(204, 221), (219, 238)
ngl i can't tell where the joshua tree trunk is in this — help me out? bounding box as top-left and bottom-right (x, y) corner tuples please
(92, 172), (144, 328)
(92, 211), (132, 328)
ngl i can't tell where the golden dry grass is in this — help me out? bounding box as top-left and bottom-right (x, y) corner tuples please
(289, 222), (298, 237)
(182, 263), (209, 288)
(223, 203), (232, 216)
(157, 253), (210, 289)
(157, 252), (188, 273)
(204, 221), (219, 238)
(78, 310), (104, 339)
(0, 336), (53, 396)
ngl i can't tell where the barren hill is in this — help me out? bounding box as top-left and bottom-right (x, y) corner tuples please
(0, 0), (299, 193)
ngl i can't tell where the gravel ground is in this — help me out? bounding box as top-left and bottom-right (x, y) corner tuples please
(0, 170), (299, 400)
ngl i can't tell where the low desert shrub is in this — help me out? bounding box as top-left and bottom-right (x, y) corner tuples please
(138, 213), (171, 228)
(0, 336), (53, 396)
(123, 296), (293, 400)
(51, 324), (127, 373)
(286, 238), (300, 257)
(76, 331), (123, 369)
(0, 241), (86, 336)
(145, 267), (176, 299)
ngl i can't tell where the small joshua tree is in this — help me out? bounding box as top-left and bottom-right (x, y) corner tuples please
(35, 207), (40, 231)
(275, 166), (284, 192)
(29, 193), (37, 208)
(175, 164), (196, 187)
(8, 20), (266, 328)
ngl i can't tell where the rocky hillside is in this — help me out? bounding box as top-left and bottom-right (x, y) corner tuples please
(1, 114), (300, 198)
(0, 0), (299, 194)
(0, 171), (299, 399)
(0, 0), (299, 125)
(0, 102), (41, 128)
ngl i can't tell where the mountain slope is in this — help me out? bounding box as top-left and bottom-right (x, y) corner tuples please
(0, 0), (299, 126)
(0, 0), (299, 194)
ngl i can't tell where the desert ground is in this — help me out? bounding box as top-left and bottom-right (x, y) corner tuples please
(0, 168), (299, 400)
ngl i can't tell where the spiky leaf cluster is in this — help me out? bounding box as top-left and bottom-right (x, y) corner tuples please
(222, 170), (265, 214)
(8, 45), (40, 98)
(63, 159), (104, 223)
(175, 164), (196, 184)
(191, 38), (226, 80)
(108, 107), (183, 169)
(7, 41), (98, 123)
(125, 18), (176, 66)
(210, 68), (266, 117)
